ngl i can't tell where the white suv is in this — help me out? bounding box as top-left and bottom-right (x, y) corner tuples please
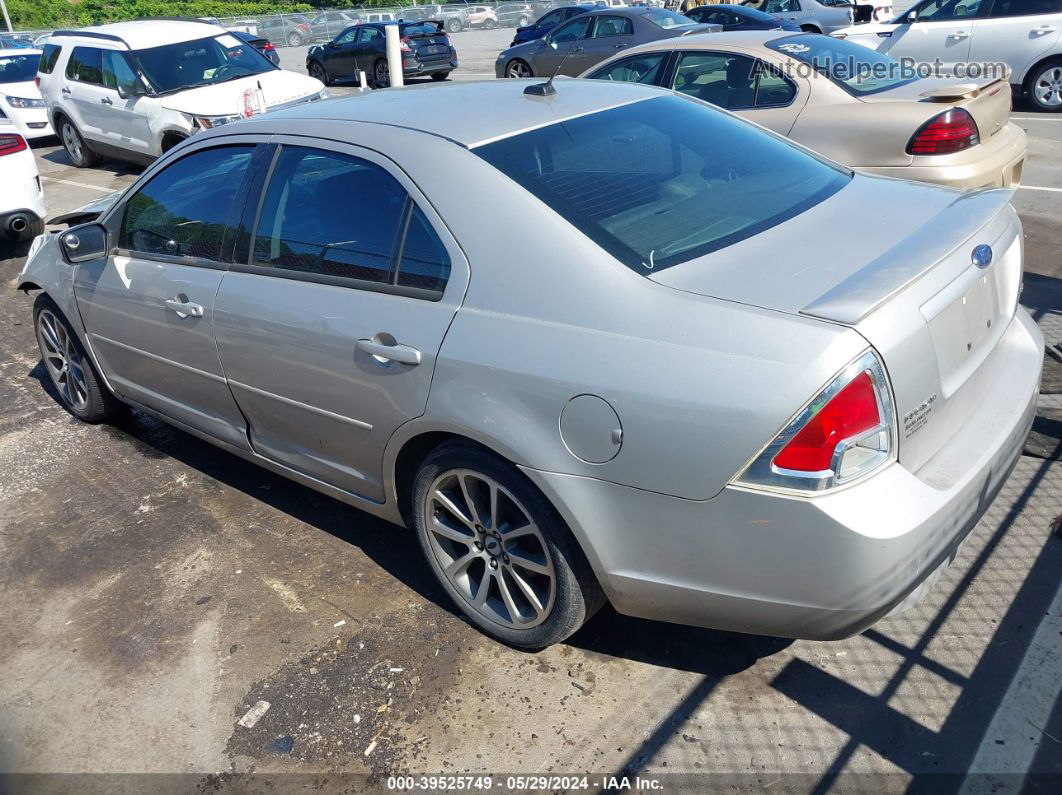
(835, 0), (1062, 111)
(38, 19), (326, 167)
(0, 119), (47, 241)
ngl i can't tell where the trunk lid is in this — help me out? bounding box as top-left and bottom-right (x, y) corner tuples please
(652, 175), (1023, 474)
(861, 75), (1014, 149)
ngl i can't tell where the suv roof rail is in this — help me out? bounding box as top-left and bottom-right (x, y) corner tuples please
(49, 30), (129, 45)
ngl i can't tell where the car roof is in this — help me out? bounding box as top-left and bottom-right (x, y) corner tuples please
(0, 47), (41, 56)
(50, 19), (223, 49)
(621, 28), (797, 55)
(260, 78), (664, 148)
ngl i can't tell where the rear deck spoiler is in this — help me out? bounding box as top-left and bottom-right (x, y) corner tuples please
(801, 188), (1014, 325)
(920, 72), (1011, 102)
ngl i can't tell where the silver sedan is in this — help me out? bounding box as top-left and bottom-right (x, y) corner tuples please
(20, 79), (1042, 649)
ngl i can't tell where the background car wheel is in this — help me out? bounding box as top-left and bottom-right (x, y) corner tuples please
(309, 60), (332, 85)
(446, 19), (463, 33)
(412, 443), (604, 650)
(519, 16), (531, 26)
(373, 58), (390, 88)
(34, 295), (120, 423)
(59, 119), (101, 168)
(1025, 59), (1062, 112)
(431, 71), (450, 81)
(505, 59), (533, 79)
(288, 31), (304, 47)
(484, 19), (497, 30)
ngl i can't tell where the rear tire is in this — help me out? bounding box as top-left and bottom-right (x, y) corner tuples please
(484, 19), (497, 30)
(431, 71), (450, 81)
(446, 19), (463, 33)
(59, 118), (101, 168)
(33, 294), (121, 423)
(412, 443), (604, 650)
(373, 58), (390, 88)
(288, 31), (304, 47)
(1024, 59), (1062, 112)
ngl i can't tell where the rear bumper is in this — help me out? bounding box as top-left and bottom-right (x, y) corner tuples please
(857, 123), (1027, 190)
(404, 55), (459, 76)
(522, 309), (1042, 640)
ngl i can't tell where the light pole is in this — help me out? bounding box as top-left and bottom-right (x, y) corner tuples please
(0, 0), (13, 34)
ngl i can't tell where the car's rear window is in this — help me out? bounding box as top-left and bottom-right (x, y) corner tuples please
(644, 9), (699, 29)
(402, 22), (444, 36)
(473, 95), (848, 274)
(766, 34), (918, 97)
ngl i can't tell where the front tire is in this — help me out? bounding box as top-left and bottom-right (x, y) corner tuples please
(412, 443), (604, 650)
(1025, 59), (1062, 112)
(34, 295), (120, 423)
(504, 59), (533, 79)
(446, 19), (463, 33)
(288, 31), (304, 47)
(309, 60), (332, 86)
(59, 118), (101, 168)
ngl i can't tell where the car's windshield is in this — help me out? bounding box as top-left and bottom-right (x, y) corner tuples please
(644, 9), (700, 28)
(474, 95), (848, 274)
(767, 34), (918, 96)
(133, 34), (274, 95)
(0, 53), (39, 83)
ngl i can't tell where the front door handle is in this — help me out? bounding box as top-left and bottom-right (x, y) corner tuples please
(571, 46), (583, 52)
(1036, 25), (1058, 33)
(950, 30), (970, 39)
(356, 338), (421, 366)
(165, 298), (204, 319)
(614, 42), (628, 49)
(61, 87), (71, 95)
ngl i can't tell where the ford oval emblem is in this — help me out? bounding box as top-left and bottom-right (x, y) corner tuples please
(972, 244), (993, 269)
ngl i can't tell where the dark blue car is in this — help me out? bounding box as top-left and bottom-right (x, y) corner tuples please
(684, 4), (800, 31)
(510, 4), (598, 47)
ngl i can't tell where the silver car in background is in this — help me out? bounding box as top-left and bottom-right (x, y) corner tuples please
(756, 0), (856, 32)
(19, 80), (1042, 649)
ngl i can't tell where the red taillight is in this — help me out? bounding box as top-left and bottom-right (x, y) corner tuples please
(772, 372), (880, 473)
(262, 42), (276, 51)
(907, 108), (980, 155)
(34, 76), (41, 88)
(0, 133), (28, 157)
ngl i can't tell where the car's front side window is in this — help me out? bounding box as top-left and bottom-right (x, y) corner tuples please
(102, 51), (140, 95)
(335, 27), (359, 45)
(121, 146), (254, 260)
(66, 46), (103, 84)
(551, 16), (593, 42)
(589, 52), (668, 83)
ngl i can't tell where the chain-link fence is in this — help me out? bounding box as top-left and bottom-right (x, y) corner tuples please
(10, 1), (677, 50)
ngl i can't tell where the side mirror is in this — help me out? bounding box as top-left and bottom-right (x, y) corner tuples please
(116, 81), (146, 100)
(906, 10), (918, 21)
(60, 223), (108, 264)
(327, 39), (337, 48)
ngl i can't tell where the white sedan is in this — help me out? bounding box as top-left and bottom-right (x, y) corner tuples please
(0, 118), (47, 241)
(0, 48), (53, 139)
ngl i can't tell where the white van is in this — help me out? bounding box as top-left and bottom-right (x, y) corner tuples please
(38, 19), (326, 166)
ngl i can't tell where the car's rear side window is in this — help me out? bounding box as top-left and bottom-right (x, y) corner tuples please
(122, 146), (254, 261)
(473, 95), (848, 274)
(397, 206), (451, 292)
(66, 46), (103, 84)
(38, 43), (62, 74)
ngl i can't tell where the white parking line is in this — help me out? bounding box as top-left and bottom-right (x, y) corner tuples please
(39, 176), (116, 193)
(1017, 185), (1062, 193)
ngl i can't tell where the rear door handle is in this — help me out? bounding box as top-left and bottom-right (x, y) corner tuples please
(356, 338), (421, 365)
(1036, 25), (1057, 33)
(165, 299), (204, 319)
(61, 87), (71, 95)
(614, 42), (628, 49)
(571, 46), (583, 52)
(950, 30), (970, 39)
(101, 97), (113, 105)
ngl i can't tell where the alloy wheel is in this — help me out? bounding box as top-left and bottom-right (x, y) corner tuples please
(36, 309), (89, 412)
(62, 123), (83, 164)
(374, 60), (390, 87)
(506, 60), (531, 79)
(424, 469), (556, 629)
(1034, 66), (1062, 108)
(310, 62), (326, 82)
